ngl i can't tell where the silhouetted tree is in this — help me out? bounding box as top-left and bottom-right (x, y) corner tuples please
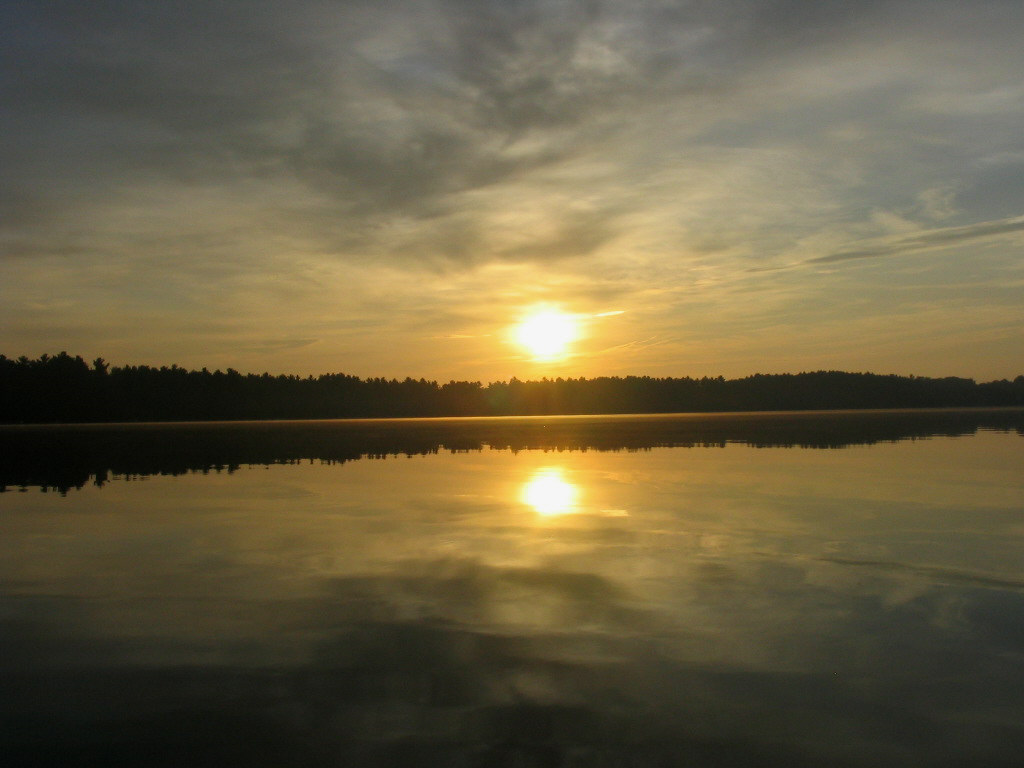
(1, 353), (1022, 423)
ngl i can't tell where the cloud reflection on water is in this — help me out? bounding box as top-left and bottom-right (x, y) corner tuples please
(0, 422), (1022, 765)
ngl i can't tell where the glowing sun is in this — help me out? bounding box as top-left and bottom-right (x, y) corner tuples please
(514, 309), (578, 360)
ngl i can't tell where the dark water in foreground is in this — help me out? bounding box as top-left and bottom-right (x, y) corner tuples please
(2, 410), (1023, 766)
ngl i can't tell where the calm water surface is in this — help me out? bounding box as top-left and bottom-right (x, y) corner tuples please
(2, 412), (1023, 766)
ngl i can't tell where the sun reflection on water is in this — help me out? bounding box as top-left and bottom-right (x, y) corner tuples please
(521, 467), (578, 516)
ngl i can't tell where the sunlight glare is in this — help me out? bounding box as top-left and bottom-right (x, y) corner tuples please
(522, 467), (578, 516)
(514, 309), (578, 360)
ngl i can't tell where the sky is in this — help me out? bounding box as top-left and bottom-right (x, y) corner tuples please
(2, 0), (1023, 382)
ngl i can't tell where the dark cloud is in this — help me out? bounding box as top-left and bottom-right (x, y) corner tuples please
(5, 0), (1024, 242)
(0, 2), (823, 228)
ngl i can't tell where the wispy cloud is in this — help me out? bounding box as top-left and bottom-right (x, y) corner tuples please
(2, 0), (1024, 378)
(807, 215), (1024, 265)
(243, 338), (320, 354)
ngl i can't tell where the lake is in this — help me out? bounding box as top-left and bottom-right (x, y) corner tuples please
(2, 410), (1023, 767)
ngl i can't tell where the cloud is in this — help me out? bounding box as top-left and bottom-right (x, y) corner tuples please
(242, 338), (320, 354)
(3, 0), (1024, 377)
(5, 0), (1024, 270)
(807, 215), (1024, 265)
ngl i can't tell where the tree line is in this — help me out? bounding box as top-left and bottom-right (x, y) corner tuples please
(2, 352), (1023, 423)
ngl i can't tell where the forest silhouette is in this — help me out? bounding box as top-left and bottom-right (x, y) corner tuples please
(2, 352), (1023, 424)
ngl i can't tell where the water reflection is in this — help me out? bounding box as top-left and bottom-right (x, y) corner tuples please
(0, 417), (1022, 766)
(2, 408), (1022, 494)
(522, 467), (578, 516)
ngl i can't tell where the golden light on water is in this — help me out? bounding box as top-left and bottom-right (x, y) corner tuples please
(513, 308), (578, 360)
(522, 467), (578, 516)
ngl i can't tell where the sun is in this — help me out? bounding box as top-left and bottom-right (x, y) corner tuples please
(514, 308), (578, 360)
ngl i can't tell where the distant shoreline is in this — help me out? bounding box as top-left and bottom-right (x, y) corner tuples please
(3, 352), (1023, 424)
(4, 405), (1024, 430)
